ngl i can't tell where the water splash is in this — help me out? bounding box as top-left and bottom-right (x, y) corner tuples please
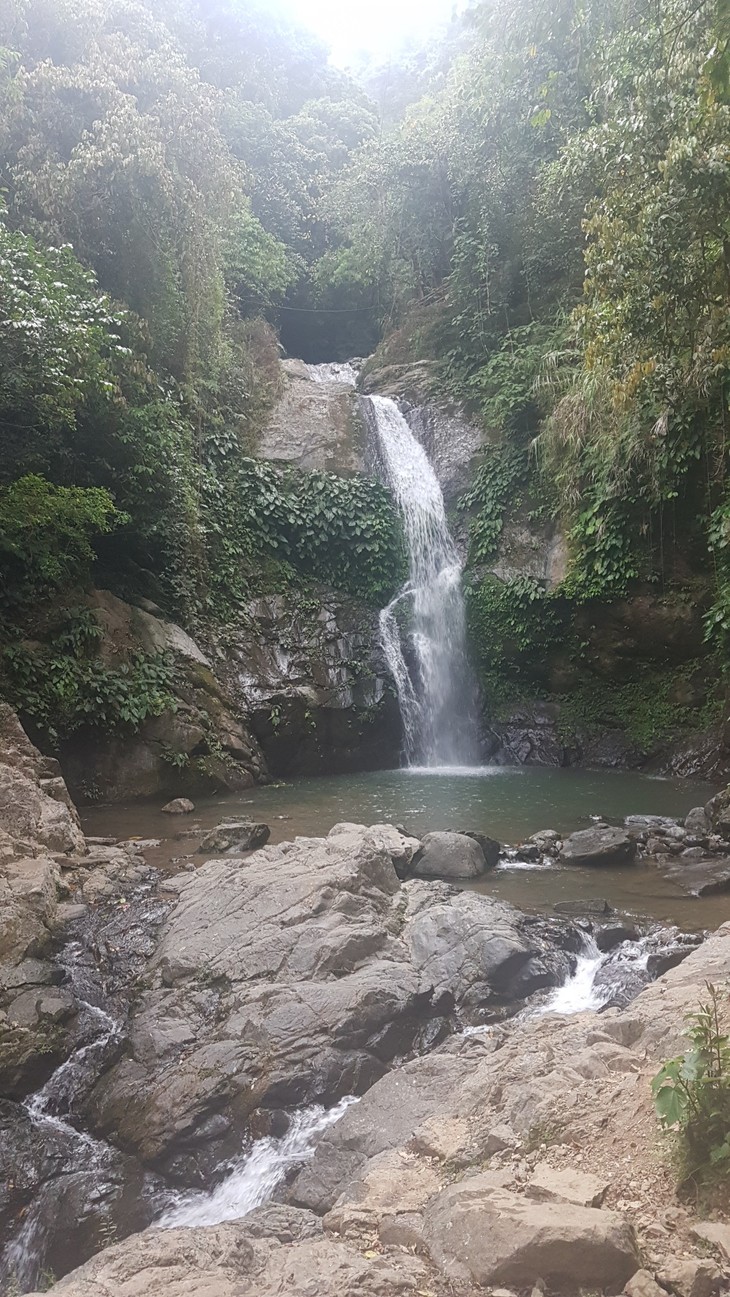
(362, 394), (478, 767)
(158, 1096), (357, 1229)
(537, 934), (652, 1016)
(307, 361), (358, 385)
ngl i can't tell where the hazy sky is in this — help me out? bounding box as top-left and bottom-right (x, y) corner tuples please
(284, 0), (463, 67)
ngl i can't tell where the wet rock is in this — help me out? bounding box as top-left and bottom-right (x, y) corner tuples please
(646, 836), (674, 855)
(685, 806), (711, 836)
(423, 1180), (638, 1289)
(560, 827), (637, 866)
(554, 898), (613, 916)
(529, 829), (562, 854)
(595, 923), (640, 952)
(663, 857), (730, 896)
(406, 884), (579, 1009)
(197, 819), (270, 854)
(645, 931), (703, 976)
(161, 798), (195, 814)
(459, 831), (501, 867)
(413, 831), (488, 878)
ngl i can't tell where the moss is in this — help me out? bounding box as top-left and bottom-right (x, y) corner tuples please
(556, 665), (725, 751)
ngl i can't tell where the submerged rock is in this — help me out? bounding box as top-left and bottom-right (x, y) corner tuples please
(663, 857), (730, 896)
(161, 798), (195, 815)
(560, 827), (637, 866)
(197, 819), (270, 854)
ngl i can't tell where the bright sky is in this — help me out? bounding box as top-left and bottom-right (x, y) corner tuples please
(284, 0), (462, 67)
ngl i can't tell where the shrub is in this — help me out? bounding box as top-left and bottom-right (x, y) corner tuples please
(652, 983), (730, 1184)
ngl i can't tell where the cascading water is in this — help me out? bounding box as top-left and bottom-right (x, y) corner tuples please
(158, 1097), (357, 1229)
(361, 394), (479, 767)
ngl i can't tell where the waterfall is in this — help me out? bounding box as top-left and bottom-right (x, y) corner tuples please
(362, 394), (479, 768)
(303, 361), (478, 767)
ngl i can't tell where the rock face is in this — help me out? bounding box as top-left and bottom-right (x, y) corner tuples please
(60, 590), (267, 802)
(219, 589), (402, 776)
(24, 1205), (448, 1297)
(0, 706), (87, 1093)
(81, 825), (581, 1168)
(258, 359), (366, 473)
(560, 827), (637, 866)
(413, 831), (488, 879)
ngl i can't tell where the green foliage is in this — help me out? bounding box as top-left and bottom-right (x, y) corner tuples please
(1, 609), (176, 744)
(465, 575), (569, 702)
(203, 457), (406, 612)
(557, 665), (722, 751)
(652, 984), (730, 1184)
(0, 476), (122, 611)
(459, 445), (528, 564)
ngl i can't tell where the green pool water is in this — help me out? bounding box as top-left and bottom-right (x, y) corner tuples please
(82, 764), (730, 930)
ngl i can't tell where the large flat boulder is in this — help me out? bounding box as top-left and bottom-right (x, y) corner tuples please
(560, 827), (636, 866)
(423, 1179), (638, 1290)
(663, 858), (730, 896)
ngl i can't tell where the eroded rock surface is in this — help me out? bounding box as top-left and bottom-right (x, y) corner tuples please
(81, 824), (581, 1168)
(32, 924), (730, 1297)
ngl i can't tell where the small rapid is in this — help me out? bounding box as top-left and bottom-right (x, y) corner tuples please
(158, 1097), (357, 1229)
(537, 933), (652, 1016)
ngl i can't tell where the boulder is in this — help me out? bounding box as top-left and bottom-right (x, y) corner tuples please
(459, 831), (501, 867)
(161, 798), (195, 814)
(705, 785), (730, 839)
(560, 827), (637, 866)
(625, 1270), (669, 1297)
(413, 831), (488, 878)
(529, 829), (562, 854)
(328, 822), (421, 877)
(595, 923), (640, 952)
(423, 1179), (638, 1290)
(657, 1259), (722, 1297)
(663, 858), (730, 896)
(197, 819), (270, 854)
(689, 1222), (730, 1261)
(526, 1162), (608, 1207)
(684, 806), (711, 836)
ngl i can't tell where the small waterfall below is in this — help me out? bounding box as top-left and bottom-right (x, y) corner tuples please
(362, 394), (478, 767)
(158, 1097), (357, 1230)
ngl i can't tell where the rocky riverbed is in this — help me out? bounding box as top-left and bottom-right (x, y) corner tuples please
(1, 705), (730, 1295)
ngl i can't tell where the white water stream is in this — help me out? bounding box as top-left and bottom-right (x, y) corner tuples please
(158, 1096), (357, 1229)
